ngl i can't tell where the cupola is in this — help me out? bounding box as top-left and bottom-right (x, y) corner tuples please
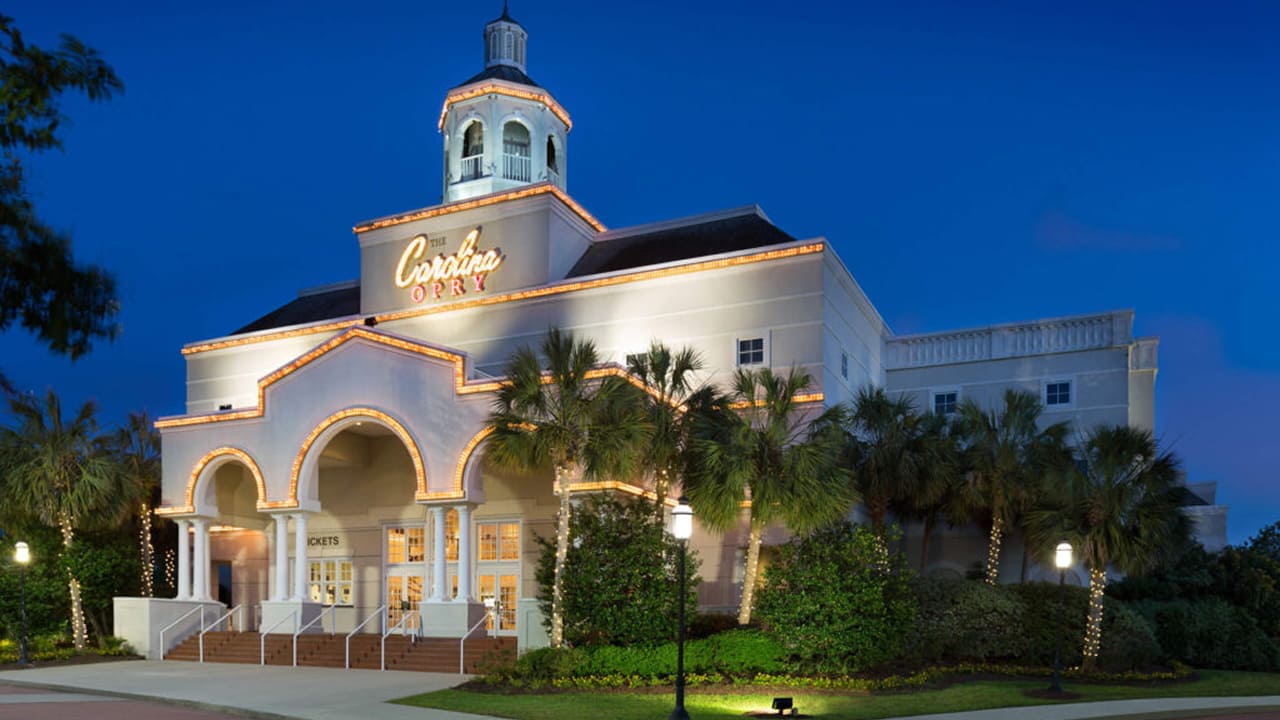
(439, 4), (570, 203)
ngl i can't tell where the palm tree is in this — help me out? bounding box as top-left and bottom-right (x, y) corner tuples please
(0, 389), (138, 649)
(1028, 425), (1189, 670)
(625, 341), (710, 517)
(111, 411), (160, 597)
(956, 389), (1069, 585)
(684, 367), (851, 625)
(484, 328), (649, 647)
(887, 411), (967, 572)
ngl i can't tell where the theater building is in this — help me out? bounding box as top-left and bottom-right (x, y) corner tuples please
(113, 7), (1219, 663)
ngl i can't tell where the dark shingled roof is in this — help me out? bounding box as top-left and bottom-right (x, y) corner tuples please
(233, 283), (361, 335)
(455, 64), (539, 89)
(567, 211), (798, 278)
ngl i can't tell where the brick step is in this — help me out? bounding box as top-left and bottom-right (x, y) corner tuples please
(166, 632), (514, 672)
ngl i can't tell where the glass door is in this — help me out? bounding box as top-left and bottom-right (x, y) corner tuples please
(476, 520), (520, 635)
(385, 526), (425, 633)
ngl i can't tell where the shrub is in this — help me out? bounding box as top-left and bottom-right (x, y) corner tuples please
(507, 647), (588, 683)
(909, 578), (1028, 663)
(1008, 581), (1162, 671)
(533, 495), (699, 647)
(1136, 598), (1280, 671)
(755, 522), (916, 673)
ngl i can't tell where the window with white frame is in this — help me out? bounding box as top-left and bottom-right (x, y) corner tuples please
(737, 337), (765, 366)
(309, 558), (353, 606)
(933, 391), (958, 416)
(1045, 380), (1072, 407)
(624, 353), (644, 372)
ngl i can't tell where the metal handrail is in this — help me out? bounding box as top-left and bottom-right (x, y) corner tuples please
(293, 605), (337, 667)
(381, 610), (415, 671)
(259, 609), (297, 666)
(459, 607), (495, 674)
(159, 604), (207, 660)
(199, 604), (240, 662)
(345, 604), (386, 669)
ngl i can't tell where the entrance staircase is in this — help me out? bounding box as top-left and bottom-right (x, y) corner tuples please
(165, 631), (516, 673)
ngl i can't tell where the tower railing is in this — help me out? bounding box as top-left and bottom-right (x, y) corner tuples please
(502, 152), (531, 182)
(460, 155), (484, 181)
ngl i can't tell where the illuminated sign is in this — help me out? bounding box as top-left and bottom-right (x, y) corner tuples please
(394, 226), (504, 303)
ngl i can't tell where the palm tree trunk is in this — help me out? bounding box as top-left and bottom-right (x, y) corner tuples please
(550, 464), (577, 648)
(139, 502), (154, 597)
(984, 515), (1004, 585)
(1081, 566), (1107, 670)
(1019, 534), (1030, 583)
(737, 522), (763, 626)
(919, 516), (935, 573)
(60, 516), (88, 650)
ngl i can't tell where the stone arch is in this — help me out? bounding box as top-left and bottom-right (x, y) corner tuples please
(446, 426), (493, 502)
(290, 407), (428, 508)
(187, 447), (267, 516)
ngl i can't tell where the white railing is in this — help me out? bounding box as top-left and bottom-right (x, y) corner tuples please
(345, 604), (386, 670)
(458, 606), (496, 674)
(886, 311), (1132, 369)
(159, 605), (209, 660)
(259, 610), (298, 666)
(198, 605), (243, 662)
(547, 166), (561, 187)
(381, 609), (416, 671)
(460, 155), (483, 181)
(293, 605), (337, 667)
(502, 153), (531, 182)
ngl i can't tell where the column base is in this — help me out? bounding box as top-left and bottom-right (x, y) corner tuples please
(112, 597), (225, 660)
(516, 598), (549, 653)
(419, 600), (488, 638)
(260, 600), (323, 634)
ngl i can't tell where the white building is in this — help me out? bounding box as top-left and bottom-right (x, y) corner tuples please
(114, 7), (1224, 665)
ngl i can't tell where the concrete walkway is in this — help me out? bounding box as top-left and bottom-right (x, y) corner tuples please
(0, 660), (1277, 720)
(0, 660), (494, 720)
(878, 697), (1280, 720)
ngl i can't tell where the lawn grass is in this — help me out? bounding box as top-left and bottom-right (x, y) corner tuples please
(392, 669), (1280, 720)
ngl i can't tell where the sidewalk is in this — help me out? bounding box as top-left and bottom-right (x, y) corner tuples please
(878, 696), (1280, 720)
(0, 660), (494, 720)
(0, 660), (1276, 720)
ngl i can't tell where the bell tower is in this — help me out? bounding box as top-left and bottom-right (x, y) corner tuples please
(440, 4), (570, 203)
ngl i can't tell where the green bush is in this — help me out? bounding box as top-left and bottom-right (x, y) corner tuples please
(509, 646), (588, 683)
(533, 495), (699, 648)
(0, 528), (71, 640)
(1136, 598), (1280, 671)
(755, 522), (916, 673)
(1008, 582), (1162, 671)
(707, 629), (786, 674)
(909, 578), (1028, 663)
(578, 629), (784, 677)
(1095, 600), (1164, 672)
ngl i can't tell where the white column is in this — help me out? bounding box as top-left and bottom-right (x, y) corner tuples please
(456, 504), (474, 603)
(176, 519), (191, 600)
(272, 515), (289, 601)
(430, 506), (447, 601)
(292, 512), (309, 601)
(192, 518), (209, 601)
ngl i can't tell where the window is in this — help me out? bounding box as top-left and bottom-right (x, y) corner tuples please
(737, 337), (765, 366)
(309, 559), (353, 606)
(477, 522), (520, 562)
(933, 391), (958, 416)
(502, 121), (531, 182)
(624, 352), (643, 371)
(387, 527), (424, 564)
(1046, 381), (1071, 407)
(841, 351), (848, 379)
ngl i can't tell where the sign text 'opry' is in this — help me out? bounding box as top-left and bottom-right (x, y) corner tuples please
(394, 226), (504, 303)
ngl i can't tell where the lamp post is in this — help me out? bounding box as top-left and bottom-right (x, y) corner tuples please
(14, 541), (30, 666)
(1050, 541), (1073, 693)
(670, 497), (693, 720)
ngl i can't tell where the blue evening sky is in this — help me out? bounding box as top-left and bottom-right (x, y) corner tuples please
(2, 1), (1276, 543)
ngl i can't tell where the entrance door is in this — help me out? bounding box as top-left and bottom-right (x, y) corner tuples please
(385, 526), (425, 633)
(213, 561), (233, 607)
(476, 520), (520, 635)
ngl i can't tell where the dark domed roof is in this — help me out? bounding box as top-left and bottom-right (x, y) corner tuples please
(454, 64), (539, 90)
